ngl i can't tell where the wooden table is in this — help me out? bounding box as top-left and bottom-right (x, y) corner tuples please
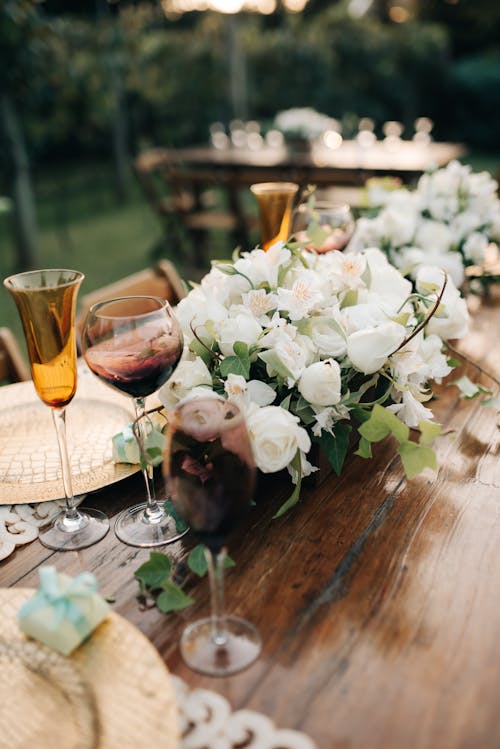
(1, 292), (498, 749)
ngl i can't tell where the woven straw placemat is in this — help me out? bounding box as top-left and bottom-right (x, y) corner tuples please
(0, 371), (139, 505)
(0, 589), (179, 749)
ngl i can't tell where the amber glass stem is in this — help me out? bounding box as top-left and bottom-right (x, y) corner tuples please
(51, 407), (82, 529)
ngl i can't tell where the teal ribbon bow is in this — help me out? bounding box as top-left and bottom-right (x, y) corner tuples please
(18, 566), (98, 637)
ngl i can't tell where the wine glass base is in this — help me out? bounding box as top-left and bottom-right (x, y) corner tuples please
(180, 615), (261, 676)
(38, 508), (109, 551)
(114, 503), (188, 548)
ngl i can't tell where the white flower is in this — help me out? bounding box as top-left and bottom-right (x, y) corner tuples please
(277, 271), (323, 321)
(415, 219), (454, 255)
(234, 242), (291, 288)
(379, 203), (417, 247)
(246, 405), (311, 474)
(224, 373), (276, 407)
(347, 216), (384, 254)
(363, 248), (413, 309)
(158, 357), (213, 409)
(242, 288), (278, 322)
(325, 251), (367, 292)
(462, 231), (488, 264)
(416, 265), (469, 339)
(308, 316), (347, 358)
(175, 291), (228, 344)
(298, 359), (342, 407)
(347, 321), (407, 375)
(388, 390), (434, 428)
(216, 313), (262, 357)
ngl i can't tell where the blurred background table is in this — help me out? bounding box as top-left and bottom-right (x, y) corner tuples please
(0, 290), (498, 748)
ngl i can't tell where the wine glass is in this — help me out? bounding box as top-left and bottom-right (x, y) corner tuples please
(164, 396), (261, 676)
(3, 269), (109, 550)
(81, 295), (186, 547)
(293, 200), (355, 253)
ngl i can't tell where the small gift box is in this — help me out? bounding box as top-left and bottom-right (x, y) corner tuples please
(18, 566), (110, 656)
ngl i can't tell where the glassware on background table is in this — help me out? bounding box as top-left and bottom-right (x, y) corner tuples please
(164, 396), (261, 676)
(3, 269), (109, 550)
(81, 295), (186, 548)
(293, 201), (355, 253)
(250, 181), (299, 250)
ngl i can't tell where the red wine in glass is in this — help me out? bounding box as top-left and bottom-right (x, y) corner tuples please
(82, 295), (186, 548)
(165, 396), (261, 676)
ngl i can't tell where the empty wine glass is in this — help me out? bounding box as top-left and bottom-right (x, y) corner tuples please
(164, 396), (261, 676)
(3, 269), (109, 550)
(293, 201), (355, 253)
(81, 295), (186, 547)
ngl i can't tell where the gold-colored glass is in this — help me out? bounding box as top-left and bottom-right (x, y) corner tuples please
(250, 182), (299, 250)
(3, 269), (109, 550)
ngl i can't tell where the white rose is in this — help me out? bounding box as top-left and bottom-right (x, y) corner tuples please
(415, 219), (454, 255)
(158, 357), (213, 409)
(363, 248), (413, 309)
(234, 243), (291, 288)
(298, 359), (342, 406)
(246, 405), (311, 474)
(216, 313), (262, 357)
(308, 316), (347, 358)
(416, 265), (469, 339)
(379, 204), (417, 247)
(347, 321), (407, 375)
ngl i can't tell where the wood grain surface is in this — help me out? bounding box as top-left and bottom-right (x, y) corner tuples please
(1, 293), (499, 749)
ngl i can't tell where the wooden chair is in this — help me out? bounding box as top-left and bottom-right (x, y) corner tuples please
(0, 327), (30, 384)
(134, 149), (254, 266)
(76, 260), (186, 342)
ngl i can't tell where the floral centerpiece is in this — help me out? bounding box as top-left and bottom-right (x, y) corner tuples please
(159, 242), (468, 516)
(350, 160), (500, 290)
(273, 107), (338, 145)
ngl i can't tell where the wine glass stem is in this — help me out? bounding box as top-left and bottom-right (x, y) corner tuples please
(51, 407), (80, 525)
(134, 397), (163, 520)
(205, 546), (228, 647)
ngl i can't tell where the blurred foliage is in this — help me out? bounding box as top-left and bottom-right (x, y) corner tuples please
(0, 0), (499, 180)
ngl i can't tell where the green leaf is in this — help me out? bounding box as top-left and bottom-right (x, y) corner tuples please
(163, 499), (189, 534)
(358, 404), (409, 444)
(156, 582), (194, 613)
(273, 450), (302, 518)
(446, 357), (462, 368)
(187, 544), (236, 576)
(189, 338), (214, 368)
(134, 552), (171, 589)
(354, 435), (372, 459)
(219, 341), (250, 379)
(340, 289), (358, 309)
(398, 441), (437, 479)
(449, 375), (492, 399)
(314, 422), (352, 476)
(418, 421), (442, 446)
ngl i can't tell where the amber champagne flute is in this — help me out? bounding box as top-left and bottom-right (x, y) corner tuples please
(164, 396), (261, 676)
(3, 269), (109, 550)
(82, 295), (186, 547)
(250, 182), (299, 250)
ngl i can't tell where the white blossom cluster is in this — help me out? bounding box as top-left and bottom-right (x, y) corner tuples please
(273, 107), (338, 140)
(350, 160), (500, 288)
(159, 243), (468, 482)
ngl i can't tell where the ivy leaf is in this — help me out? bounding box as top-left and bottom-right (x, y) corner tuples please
(354, 435), (372, 459)
(273, 450), (302, 518)
(189, 338), (214, 368)
(134, 552), (171, 590)
(219, 341), (250, 379)
(188, 544), (236, 576)
(398, 441), (437, 479)
(446, 357), (462, 368)
(449, 375), (492, 400)
(163, 499), (189, 534)
(418, 421), (442, 446)
(314, 422), (352, 476)
(156, 582), (194, 613)
(358, 404), (409, 444)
